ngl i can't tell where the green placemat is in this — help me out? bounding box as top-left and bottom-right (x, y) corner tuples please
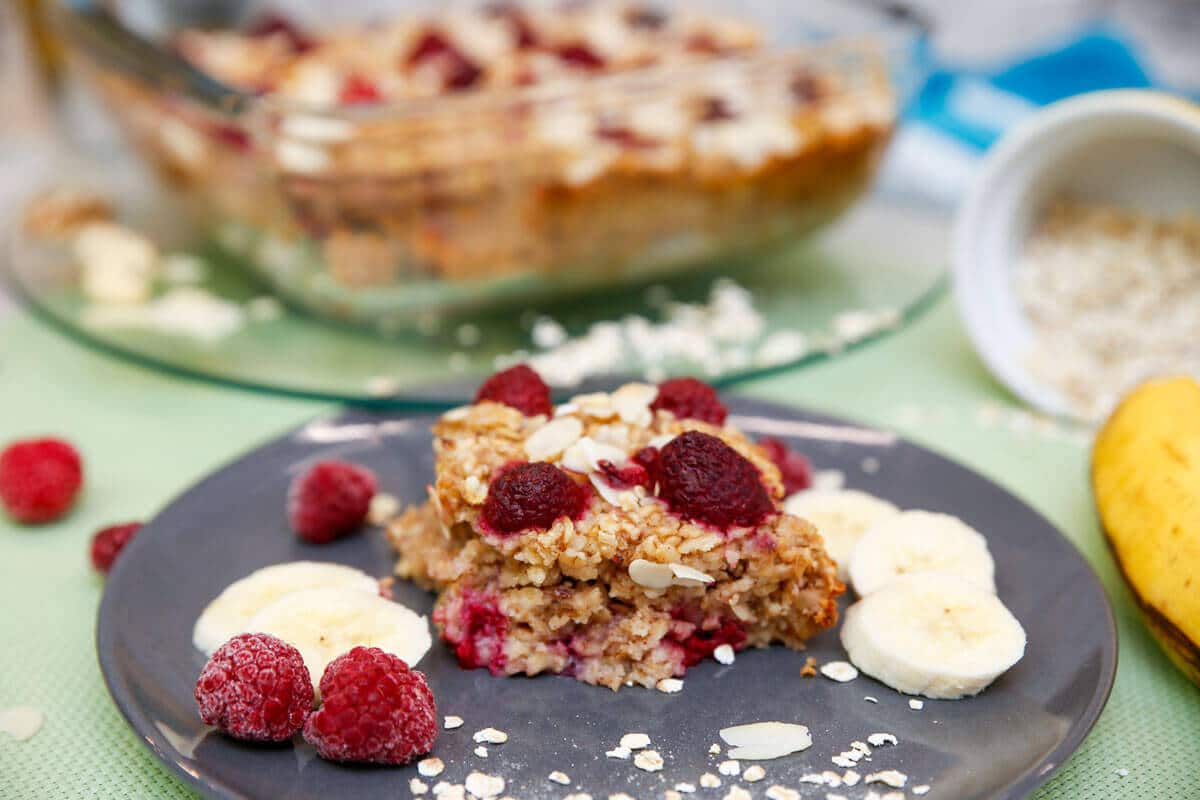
(1, 299), (1197, 798)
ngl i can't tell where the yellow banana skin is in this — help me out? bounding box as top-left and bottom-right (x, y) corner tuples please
(1092, 376), (1200, 687)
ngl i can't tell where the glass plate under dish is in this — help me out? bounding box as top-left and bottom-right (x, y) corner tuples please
(6, 154), (947, 408)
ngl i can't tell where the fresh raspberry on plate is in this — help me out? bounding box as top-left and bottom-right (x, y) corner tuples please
(0, 438), (84, 524)
(657, 431), (772, 530)
(304, 646), (437, 764)
(481, 461), (585, 535)
(474, 364), (553, 417)
(195, 633), (313, 743)
(650, 378), (728, 425)
(758, 437), (813, 495)
(90, 522), (142, 574)
(287, 461), (377, 544)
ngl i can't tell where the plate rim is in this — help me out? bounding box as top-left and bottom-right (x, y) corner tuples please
(96, 398), (1118, 800)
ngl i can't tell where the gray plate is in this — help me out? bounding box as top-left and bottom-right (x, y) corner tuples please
(97, 398), (1117, 800)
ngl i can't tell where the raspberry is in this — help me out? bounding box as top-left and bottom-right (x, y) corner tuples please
(650, 378), (728, 425)
(303, 647), (437, 764)
(195, 633), (313, 743)
(90, 522), (142, 574)
(0, 438), (83, 524)
(474, 364), (552, 416)
(406, 30), (482, 91)
(758, 437), (813, 495)
(657, 431), (772, 530)
(435, 588), (508, 673)
(597, 459), (649, 490)
(556, 43), (606, 70)
(339, 74), (382, 105)
(287, 461), (377, 544)
(673, 617), (748, 667)
(480, 462), (585, 535)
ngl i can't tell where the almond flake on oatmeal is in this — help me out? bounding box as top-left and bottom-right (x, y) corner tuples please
(743, 766), (766, 783)
(699, 774), (722, 789)
(474, 746), (488, 758)
(606, 746), (632, 759)
(717, 761), (741, 777)
(670, 563), (716, 587)
(442, 406), (472, 422)
(611, 382), (657, 426)
(866, 733), (897, 747)
(765, 787), (799, 800)
(675, 783), (696, 793)
(819, 661), (858, 682)
(549, 771), (571, 785)
(620, 733), (651, 750)
(722, 786), (751, 800)
(524, 416), (584, 461)
(465, 772), (505, 799)
(908, 699), (924, 711)
(841, 771), (860, 787)
(445, 715), (465, 730)
(473, 728), (508, 744)
(411, 779), (429, 795)
(629, 559), (675, 589)
(709, 744), (721, 755)
(418, 758), (445, 777)
(866, 770), (907, 788)
(657, 678), (684, 693)
(713, 644), (736, 665)
(634, 750), (665, 772)
(913, 785), (931, 795)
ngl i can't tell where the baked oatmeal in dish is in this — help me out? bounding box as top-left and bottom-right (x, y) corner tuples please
(68, 1), (895, 322)
(388, 369), (842, 689)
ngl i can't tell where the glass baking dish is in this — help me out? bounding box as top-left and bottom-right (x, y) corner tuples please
(54, 0), (924, 329)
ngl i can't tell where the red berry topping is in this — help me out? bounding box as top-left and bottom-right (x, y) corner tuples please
(303, 646), (437, 764)
(597, 459), (650, 490)
(758, 437), (813, 495)
(0, 438), (83, 524)
(650, 378), (728, 425)
(246, 13), (315, 53)
(673, 617), (748, 667)
(657, 431), (772, 530)
(339, 73), (383, 105)
(90, 522), (142, 574)
(474, 364), (553, 416)
(481, 462), (584, 535)
(406, 30), (482, 91)
(555, 43), (606, 70)
(195, 633), (313, 743)
(287, 460), (377, 543)
(435, 588), (508, 673)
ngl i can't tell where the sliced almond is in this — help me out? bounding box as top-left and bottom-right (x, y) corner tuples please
(670, 563), (716, 587)
(620, 733), (651, 750)
(561, 437), (628, 474)
(611, 383), (657, 426)
(465, 773), (505, 799)
(629, 559), (675, 589)
(571, 392), (618, 419)
(633, 750), (664, 772)
(524, 416), (584, 461)
(720, 722), (812, 760)
(589, 472), (637, 508)
(819, 661), (859, 683)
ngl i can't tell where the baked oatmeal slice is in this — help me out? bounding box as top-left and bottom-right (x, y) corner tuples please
(389, 370), (842, 688)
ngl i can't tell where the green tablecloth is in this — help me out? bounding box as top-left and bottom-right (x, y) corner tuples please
(1, 299), (1197, 798)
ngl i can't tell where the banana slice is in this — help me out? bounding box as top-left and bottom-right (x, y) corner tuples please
(783, 489), (900, 581)
(849, 510), (995, 596)
(193, 561), (380, 655)
(244, 586), (431, 683)
(840, 572), (1026, 699)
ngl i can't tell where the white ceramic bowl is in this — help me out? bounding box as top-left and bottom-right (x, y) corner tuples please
(952, 90), (1200, 420)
